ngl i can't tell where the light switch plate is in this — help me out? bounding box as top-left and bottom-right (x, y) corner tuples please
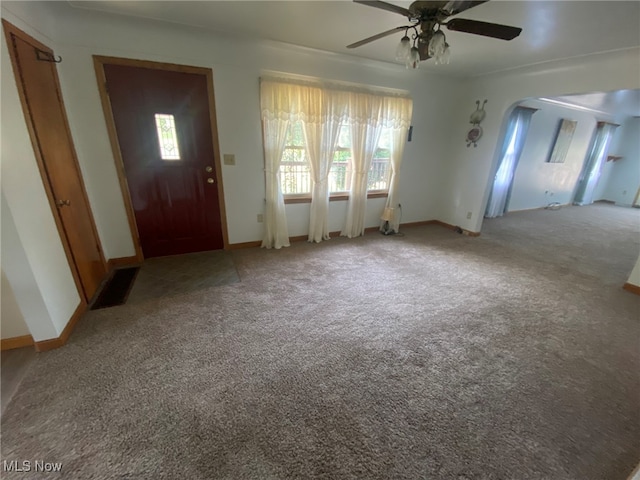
(223, 154), (236, 165)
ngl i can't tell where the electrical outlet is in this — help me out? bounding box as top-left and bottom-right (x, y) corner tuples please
(466, 211), (472, 219)
(223, 154), (236, 165)
(257, 214), (263, 223)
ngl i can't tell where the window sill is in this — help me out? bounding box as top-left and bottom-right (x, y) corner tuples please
(284, 192), (388, 205)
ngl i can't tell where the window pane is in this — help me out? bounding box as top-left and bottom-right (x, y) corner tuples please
(280, 121), (311, 195)
(336, 125), (351, 148)
(286, 121), (306, 147)
(368, 156), (390, 191)
(282, 147), (306, 164)
(281, 162), (311, 194)
(330, 149), (351, 193)
(377, 128), (390, 150)
(368, 129), (391, 191)
(154, 114), (181, 160)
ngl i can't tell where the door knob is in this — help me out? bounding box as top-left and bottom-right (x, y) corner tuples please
(57, 199), (71, 207)
(205, 166), (213, 173)
(207, 178), (214, 184)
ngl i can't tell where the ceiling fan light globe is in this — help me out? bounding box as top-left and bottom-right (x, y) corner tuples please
(395, 35), (411, 61)
(440, 43), (451, 65)
(405, 46), (420, 69)
(428, 30), (446, 58)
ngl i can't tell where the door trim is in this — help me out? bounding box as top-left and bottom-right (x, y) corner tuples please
(92, 55), (230, 256)
(3, 20), (107, 304)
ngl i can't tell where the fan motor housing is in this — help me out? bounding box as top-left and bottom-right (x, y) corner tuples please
(409, 1), (451, 20)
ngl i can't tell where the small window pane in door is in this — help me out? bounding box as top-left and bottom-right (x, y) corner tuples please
(154, 113), (181, 160)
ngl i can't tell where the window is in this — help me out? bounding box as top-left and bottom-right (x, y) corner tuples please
(280, 121), (311, 195)
(369, 128), (391, 192)
(154, 113), (181, 160)
(280, 122), (392, 197)
(329, 125), (352, 193)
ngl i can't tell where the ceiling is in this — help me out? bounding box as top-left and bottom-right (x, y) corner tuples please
(548, 90), (640, 118)
(67, 1), (640, 77)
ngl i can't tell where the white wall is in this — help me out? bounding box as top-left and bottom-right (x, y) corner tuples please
(1, 6), (80, 341)
(44, 2), (463, 252)
(507, 99), (600, 212)
(627, 254), (640, 288)
(440, 48), (640, 233)
(1, 269), (30, 339)
(594, 116), (640, 206)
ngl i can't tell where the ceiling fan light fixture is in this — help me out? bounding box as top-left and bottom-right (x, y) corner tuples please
(436, 42), (451, 65)
(395, 34), (411, 61)
(406, 46), (420, 69)
(349, 0), (522, 70)
(428, 29), (446, 58)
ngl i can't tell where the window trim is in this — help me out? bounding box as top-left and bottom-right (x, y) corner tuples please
(284, 191), (388, 205)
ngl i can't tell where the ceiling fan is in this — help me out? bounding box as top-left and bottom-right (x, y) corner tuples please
(347, 0), (522, 68)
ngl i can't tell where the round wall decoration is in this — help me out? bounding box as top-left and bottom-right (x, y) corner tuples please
(466, 125), (483, 147)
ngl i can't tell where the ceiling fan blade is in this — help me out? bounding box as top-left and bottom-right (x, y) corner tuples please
(347, 26), (407, 49)
(445, 18), (522, 40)
(443, 0), (489, 16)
(353, 0), (413, 18)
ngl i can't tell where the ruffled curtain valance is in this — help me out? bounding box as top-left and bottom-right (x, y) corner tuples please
(260, 78), (412, 127)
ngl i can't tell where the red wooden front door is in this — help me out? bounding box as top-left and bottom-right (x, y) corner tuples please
(103, 64), (224, 258)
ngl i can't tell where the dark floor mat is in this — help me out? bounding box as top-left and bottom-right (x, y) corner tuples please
(91, 267), (140, 310)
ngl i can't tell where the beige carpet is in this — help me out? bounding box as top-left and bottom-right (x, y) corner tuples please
(1, 203), (639, 479)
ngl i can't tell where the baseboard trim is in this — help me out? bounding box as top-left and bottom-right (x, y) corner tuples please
(107, 255), (141, 270)
(228, 241), (262, 250)
(289, 234), (309, 243)
(400, 220), (437, 228)
(431, 220), (481, 237)
(291, 227), (382, 244)
(228, 219), (480, 249)
(623, 282), (640, 296)
(1, 334), (34, 351)
(34, 302), (86, 352)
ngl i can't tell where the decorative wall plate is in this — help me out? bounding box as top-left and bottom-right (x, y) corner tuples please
(466, 99), (487, 148)
(466, 125), (483, 147)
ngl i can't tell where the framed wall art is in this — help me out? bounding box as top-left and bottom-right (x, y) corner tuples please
(547, 119), (577, 163)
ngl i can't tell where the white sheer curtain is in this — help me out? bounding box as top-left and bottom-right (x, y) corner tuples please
(381, 96), (413, 233)
(260, 80), (296, 249)
(485, 107), (536, 218)
(573, 122), (619, 206)
(301, 89), (347, 242)
(341, 93), (384, 238)
(261, 77), (413, 245)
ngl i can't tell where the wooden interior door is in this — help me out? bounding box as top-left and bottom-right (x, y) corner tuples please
(4, 21), (107, 302)
(102, 64), (224, 258)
